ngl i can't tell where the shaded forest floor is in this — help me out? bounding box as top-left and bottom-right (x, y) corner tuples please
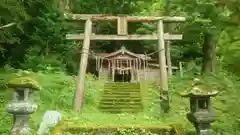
(0, 68), (240, 134)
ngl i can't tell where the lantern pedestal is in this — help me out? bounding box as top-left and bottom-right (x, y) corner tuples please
(187, 112), (216, 135)
(6, 102), (37, 134)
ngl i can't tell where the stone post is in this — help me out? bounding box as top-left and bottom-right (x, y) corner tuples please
(6, 74), (40, 135)
(181, 78), (219, 135)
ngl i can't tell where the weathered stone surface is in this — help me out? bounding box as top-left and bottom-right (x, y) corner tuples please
(181, 78), (219, 97)
(6, 71), (40, 135)
(37, 111), (62, 135)
(11, 114), (32, 135)
(6, 102), (37, 114)
(7, 76), (41, 91)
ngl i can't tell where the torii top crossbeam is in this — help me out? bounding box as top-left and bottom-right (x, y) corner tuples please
(64, 13), (186, 22)
(64, 13), (186, 41)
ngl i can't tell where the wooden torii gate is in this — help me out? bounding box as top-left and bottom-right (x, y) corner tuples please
(64, 13), (185, 112)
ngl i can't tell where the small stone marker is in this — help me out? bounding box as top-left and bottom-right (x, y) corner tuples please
(37, 110), (62, 135)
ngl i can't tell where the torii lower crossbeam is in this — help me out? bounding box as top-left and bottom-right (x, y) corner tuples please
(66, 34), (182, 40)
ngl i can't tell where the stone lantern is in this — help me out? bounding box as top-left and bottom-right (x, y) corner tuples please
(181, 78), (219, 135)
(6, 74), (40, 135)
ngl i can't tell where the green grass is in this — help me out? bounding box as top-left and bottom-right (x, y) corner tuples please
(0, 68), (240, 134)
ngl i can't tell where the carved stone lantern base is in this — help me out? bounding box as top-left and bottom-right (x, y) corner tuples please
(197, 129), (210, 135)
(6, 102), (37, 135)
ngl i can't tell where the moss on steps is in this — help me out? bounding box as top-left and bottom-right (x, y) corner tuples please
(51, 121), (184, 135)
(99, 82), (142, 113)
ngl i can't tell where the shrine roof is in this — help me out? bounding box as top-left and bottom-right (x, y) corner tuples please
(94, 46), (151, 60)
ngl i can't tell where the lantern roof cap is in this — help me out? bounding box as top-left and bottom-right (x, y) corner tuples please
(7, 70), (41, 91)
(181, 78), (219, 97)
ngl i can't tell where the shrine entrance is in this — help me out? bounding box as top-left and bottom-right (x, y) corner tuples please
(114, 69), (131, 82)
(64, 12), (186, 112)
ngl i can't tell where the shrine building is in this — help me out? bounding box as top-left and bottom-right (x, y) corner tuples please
(90, 46), (163, 82)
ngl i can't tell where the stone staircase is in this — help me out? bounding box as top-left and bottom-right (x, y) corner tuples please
(98, 82), (143, 113)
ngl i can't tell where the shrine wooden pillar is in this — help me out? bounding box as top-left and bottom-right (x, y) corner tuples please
(157, 20), (169, 112)
(117, 16), (128, 35)
(73, 19), (92, 112)
(112, 61), (115, 82)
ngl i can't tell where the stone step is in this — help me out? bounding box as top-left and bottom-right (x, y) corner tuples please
(103, 91), (141, 95)
(104, 84), (140, 88)
(99, 108), (142, 113)
(100, 98), (141, 102)
(104, 85), (140, 87)
(103, 92), (140, 95)
(104, 83), (140, 86)
(103, 88), (140, 91)
(101, 95), (141, 99)
(104, 82), (140, 85)
(99, 101), (141, 105)
(104, 86), (140, 88)
(99, 104), (142, 109)
(103, 87), (140, 90)
(99, 82), (142, 113)
(100, 102), (141, 106)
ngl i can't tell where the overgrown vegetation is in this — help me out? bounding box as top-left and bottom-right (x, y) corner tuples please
(1, 0), (240, 134)
(0, 67), (240, 134)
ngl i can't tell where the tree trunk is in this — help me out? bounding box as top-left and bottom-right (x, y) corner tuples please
(202, 32), (216, 73)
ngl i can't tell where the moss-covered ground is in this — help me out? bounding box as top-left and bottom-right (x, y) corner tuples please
(0, 68), (240, 134)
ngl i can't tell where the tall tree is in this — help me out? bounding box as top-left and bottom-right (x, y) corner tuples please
(169, 0), (230, 73)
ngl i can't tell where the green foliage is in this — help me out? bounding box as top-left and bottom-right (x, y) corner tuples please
(217, 28), (240, 75)
(0, 0), (29, 45)
(0, 0), (72, 71)
(72, 0), (140, 14)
